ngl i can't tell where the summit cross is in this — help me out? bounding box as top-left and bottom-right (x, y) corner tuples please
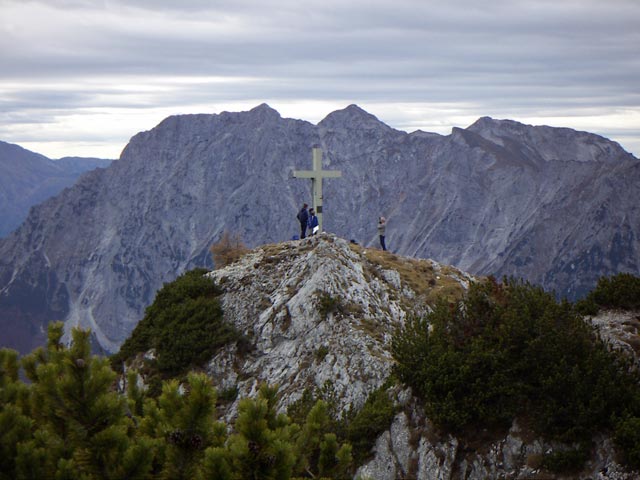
(293, 147), (342, 233)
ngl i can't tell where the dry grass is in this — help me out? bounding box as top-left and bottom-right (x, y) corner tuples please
(351, 244), (466, 303)
(259, 242), (290, 257)
(359, 317), (385, 342)
(426, 281), (465, 304)
(255, 241), (314, 267)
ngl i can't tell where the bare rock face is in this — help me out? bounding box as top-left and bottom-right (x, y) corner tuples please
(356, 410), (635, 480)
(588, 310), (640, 368)
(205, 234), (470, 420)
(0, 104), (638, 354)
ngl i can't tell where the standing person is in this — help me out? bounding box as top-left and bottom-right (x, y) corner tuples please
(308, 208), (319, 236)
(297, 203), (309, 239)
(378, 216), (387, 251)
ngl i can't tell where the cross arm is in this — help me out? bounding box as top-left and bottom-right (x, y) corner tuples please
(293, 170), (315, 178)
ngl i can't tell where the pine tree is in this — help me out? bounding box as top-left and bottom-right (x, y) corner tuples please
(16, 322), (153, 480)
(294, 399), (352, 478)
(197, 446), (233, 480)
(0, 348), (33, 480)
(294, 399), (330, 475)
(225, 384), (296, 480)
(138, 371), (226, 479)
(2, 324), (358, 479)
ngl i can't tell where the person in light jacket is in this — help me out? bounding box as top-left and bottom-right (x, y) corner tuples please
(377, 216), (387, 251)
(308, 208), (319, 235)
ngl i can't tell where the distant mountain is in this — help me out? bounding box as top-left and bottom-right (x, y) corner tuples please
(0, 104), (638, 354)
(55, 156), (114, 175)
(0, 140), (113, 237)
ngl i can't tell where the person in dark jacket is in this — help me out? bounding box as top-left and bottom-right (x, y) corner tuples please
(377, 216), (387, 251)
(297, 203), (309, 239)
(308, 208), (319, 235)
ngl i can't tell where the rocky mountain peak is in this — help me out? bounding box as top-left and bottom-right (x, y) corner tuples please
(206, 233), (472, 416)
(466, 116), (637, 163)
(0, 140), (112, 238)
(247, 102), (282, 121)
(468, 115), (519, 128)
(319, 103), (392, 132)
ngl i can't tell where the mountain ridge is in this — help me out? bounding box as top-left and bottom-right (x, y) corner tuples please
(0, 104), (638, 354)
(0, 140), (113, 238)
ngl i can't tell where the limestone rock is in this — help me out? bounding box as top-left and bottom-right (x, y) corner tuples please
(206, 234), (471, 420)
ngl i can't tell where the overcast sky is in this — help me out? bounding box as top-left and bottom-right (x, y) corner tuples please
(1, 0), (639, 159)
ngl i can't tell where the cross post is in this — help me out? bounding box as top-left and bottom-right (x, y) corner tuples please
(293, 147), (341, 233)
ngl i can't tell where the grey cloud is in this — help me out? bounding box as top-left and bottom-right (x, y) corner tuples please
(0, 0), (638, 156)
(4, 0), (639, 86)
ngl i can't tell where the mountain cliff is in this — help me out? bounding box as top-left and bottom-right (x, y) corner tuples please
(0, 104), (638, 354)
(0, 140), (112, 237)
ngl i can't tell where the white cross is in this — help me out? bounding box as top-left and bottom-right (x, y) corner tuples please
(293, 147), (342, 233)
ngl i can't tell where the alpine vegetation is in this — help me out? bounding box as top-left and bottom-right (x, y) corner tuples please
(2, 235), (640, 478)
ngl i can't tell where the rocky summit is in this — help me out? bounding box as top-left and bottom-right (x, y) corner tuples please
(137, 234), (636, 480)
(205, 234), (472, 418)
(0, 104), (638, 354)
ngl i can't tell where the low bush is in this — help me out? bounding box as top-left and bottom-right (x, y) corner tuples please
(392, 277), (640, 470)
(615, 415), (640, 469)
(576, 273), (640, 314)
(346, 387), (397, 463)
(315, 345), (329, 362)
(542, 447), (589, 474)
(286, 382), (397, 465)
(111, 268), (241, 376)
(209, 231), (249, 269)
(317, 293), (344, 318)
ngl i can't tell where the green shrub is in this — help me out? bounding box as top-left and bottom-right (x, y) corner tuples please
(287, 381), (341, 433)
(111, 268), (241, 376)
(578, 273), (640, 313)
(615, 416), (640, 469)
(392, 277), (640, 467)
(346, 388), (397, 463)
(574, 296), (599, 316)
(315, 345), (329, 362)
(287, 388), (318, 427)
(318, 293), (344, 318)
(217, 386), (239, 404)
(542, 447), (589, 474)
(286, 382), (395, 467)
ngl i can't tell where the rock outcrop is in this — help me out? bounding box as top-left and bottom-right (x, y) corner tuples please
(206, 234), (471, 418)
